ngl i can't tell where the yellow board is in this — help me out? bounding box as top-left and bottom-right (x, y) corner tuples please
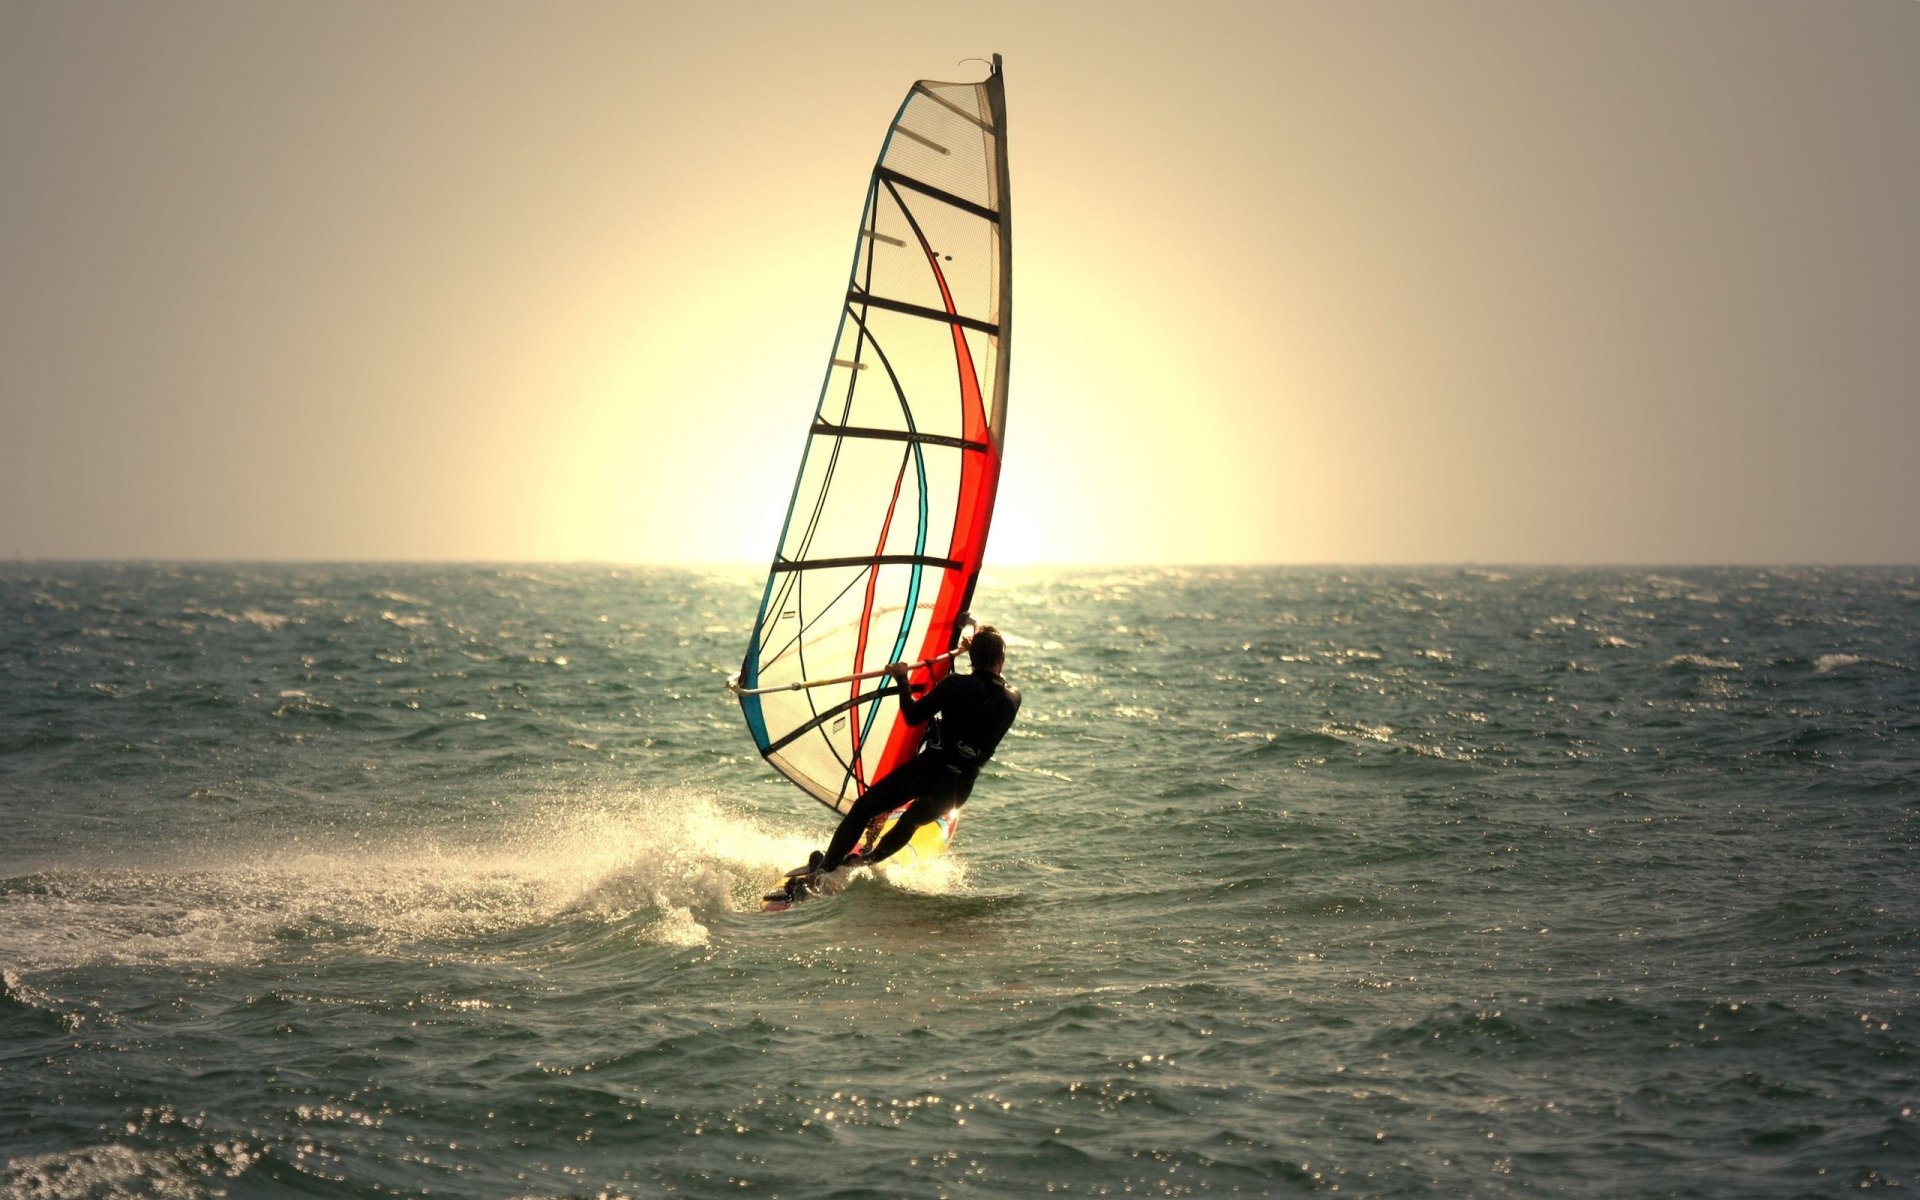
(877, 805), (963, 867)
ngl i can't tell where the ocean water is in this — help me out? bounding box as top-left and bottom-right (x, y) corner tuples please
(1, 563), (1916, 1198)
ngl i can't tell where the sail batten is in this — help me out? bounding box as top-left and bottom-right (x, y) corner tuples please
(873, 168), (1000, 221)
(737, 57), (1011, 815)
(809, 421), (990, 452)
(848, 291), (1000, 335)
(771, 553), (964, 573)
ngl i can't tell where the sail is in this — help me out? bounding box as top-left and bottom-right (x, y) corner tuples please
(736, 56), (1011, 815)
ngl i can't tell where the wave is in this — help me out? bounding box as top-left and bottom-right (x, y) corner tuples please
(1662, 654), (1741, 672)
(1812, 653), (1911, 675)
(181, 606), (297, 631)
(1318, 721), (1394, 743)
(1, 967), (90, 1032)
(1228, 728), (1351, 761)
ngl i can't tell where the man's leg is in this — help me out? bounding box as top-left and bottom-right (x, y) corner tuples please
(861, 791), (954, 867)
(820, 761), (921, 870)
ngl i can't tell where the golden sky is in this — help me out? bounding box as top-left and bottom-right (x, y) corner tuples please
(3, 0), (1916, 564)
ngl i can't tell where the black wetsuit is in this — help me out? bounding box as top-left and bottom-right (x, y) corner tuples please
(821, 669), (1022, 870)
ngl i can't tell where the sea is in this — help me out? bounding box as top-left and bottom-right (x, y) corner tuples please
(1, 563), (1916, 1198)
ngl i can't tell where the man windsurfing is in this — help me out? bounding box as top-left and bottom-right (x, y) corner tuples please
(806, 625), (1021, 876)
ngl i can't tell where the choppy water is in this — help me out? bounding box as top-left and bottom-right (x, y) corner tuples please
(2, 563), (1916, 1198)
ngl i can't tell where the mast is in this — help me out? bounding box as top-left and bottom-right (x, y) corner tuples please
(987, 53), (1012, 451)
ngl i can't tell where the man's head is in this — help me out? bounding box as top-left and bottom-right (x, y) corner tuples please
(968, 624), (1006, 674)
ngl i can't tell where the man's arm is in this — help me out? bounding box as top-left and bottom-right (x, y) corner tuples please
(886, 662), (948, 725)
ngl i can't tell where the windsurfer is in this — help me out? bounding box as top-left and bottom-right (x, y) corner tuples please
(813, 625), (1022, 874)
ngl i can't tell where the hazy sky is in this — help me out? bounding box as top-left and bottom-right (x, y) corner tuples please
(3, 1), (1915, 564)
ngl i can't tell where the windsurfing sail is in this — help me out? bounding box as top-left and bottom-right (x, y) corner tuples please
(732, 55), (1012, 817)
